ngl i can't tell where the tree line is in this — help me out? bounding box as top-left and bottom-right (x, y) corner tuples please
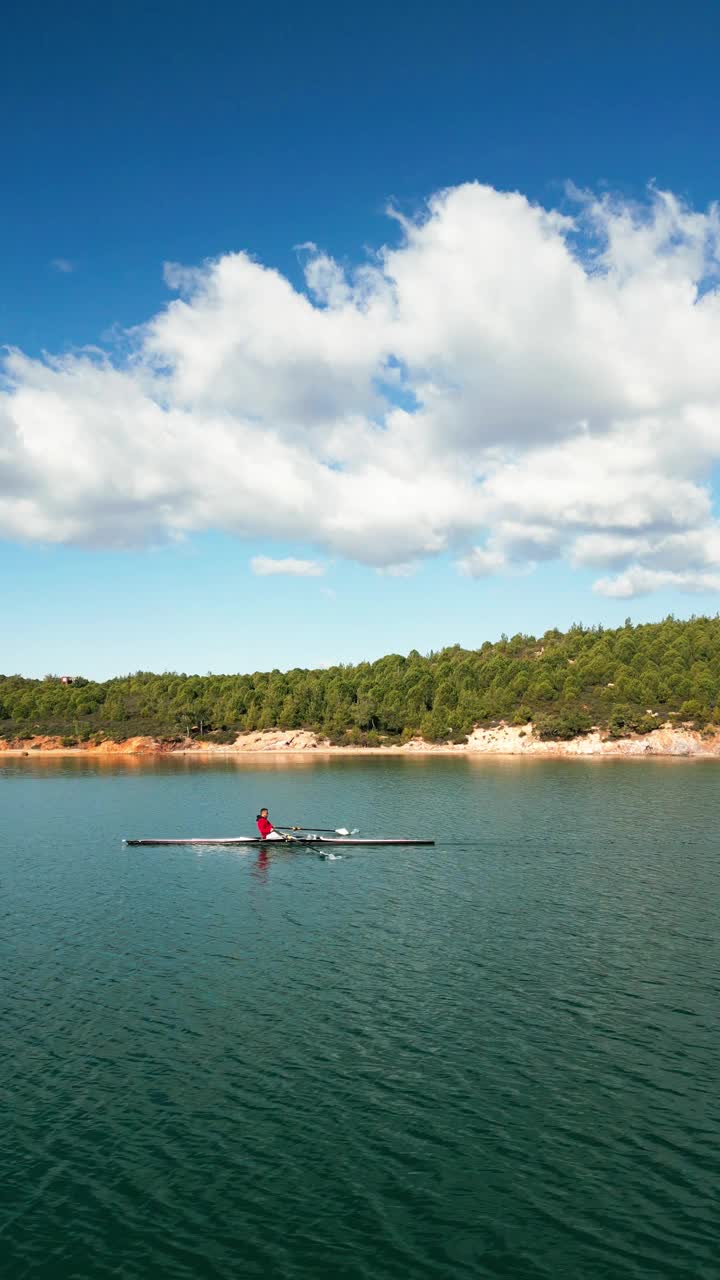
(2, 615), (720, 746)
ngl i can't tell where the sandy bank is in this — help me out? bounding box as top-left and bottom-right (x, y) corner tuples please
(2, 724), (720, 758)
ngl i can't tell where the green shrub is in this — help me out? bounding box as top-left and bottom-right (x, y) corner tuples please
(678, 699), (711, 726)
(535, 711), (593, 740)
(634, 714), (659, 735)
(608, 706), (659, 736)
(201, 729), (238, 744)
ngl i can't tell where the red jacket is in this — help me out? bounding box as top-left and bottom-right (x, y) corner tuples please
(257, 816), (274, 838)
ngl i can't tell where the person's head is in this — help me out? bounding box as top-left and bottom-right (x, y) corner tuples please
(259, 808), (269, 817)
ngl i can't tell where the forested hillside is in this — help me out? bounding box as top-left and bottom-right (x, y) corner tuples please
(2, 615), (720, 746)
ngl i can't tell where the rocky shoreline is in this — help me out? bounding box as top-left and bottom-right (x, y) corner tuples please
(2, 723), (720, 757)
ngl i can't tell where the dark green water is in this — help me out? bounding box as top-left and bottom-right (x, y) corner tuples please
(2, 756), (718, 1279)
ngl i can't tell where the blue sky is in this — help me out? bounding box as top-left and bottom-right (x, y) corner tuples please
(2, 0), (720, 678)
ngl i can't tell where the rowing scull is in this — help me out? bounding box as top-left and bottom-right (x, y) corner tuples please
(123, 835), (434, 847)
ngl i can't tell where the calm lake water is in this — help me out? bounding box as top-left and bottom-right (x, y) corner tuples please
(2, 755), (718, 1279)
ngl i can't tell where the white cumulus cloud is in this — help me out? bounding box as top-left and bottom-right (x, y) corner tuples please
(250, 556), (326, 577)
(376, 562), (419, 577)
(457, 546), (508, 577)
(594, 567), (720, 598)
(2, 181), (720, 597)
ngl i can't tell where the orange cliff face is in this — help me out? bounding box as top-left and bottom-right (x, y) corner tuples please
(0, 734), (165, 755)
(93, 736), (159, 754)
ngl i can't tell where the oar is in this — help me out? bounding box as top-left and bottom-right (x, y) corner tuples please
(276, 825), (360, 835)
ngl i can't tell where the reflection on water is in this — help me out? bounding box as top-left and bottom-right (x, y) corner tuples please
(1, 750), (349, 774)
(3, 748), (719, 777)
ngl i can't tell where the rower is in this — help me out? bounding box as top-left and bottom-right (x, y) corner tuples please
(256, 808), (276, 840)
(256, 809), (297, 843)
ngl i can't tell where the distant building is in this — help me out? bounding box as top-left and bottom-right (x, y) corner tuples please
(60, 675), (74, 685)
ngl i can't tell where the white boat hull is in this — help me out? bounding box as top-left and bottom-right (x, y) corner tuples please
(123, 835), (434, 848)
